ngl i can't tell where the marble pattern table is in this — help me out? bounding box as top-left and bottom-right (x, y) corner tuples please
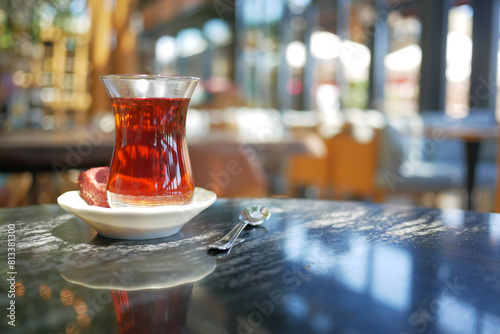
(1, 198), (500, 333)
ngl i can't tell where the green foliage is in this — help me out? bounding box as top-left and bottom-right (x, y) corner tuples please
(0, 0), (80, 51)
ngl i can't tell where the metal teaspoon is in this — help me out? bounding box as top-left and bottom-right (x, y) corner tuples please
(207, 205), (270, 251)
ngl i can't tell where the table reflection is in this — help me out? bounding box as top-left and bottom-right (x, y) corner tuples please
(274, 204), (500, 334)
(59, 241), (216, 333)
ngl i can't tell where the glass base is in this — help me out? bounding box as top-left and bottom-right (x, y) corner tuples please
(107, 191), (194, 208)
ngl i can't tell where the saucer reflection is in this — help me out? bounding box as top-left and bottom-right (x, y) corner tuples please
(60, 244), (216, 333)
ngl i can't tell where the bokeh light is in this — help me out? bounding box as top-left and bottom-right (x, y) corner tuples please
(286, 41), (307, 68)
(38, 284), (53, 300)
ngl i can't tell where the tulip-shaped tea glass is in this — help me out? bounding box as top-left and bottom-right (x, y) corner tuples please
(100, 75), (199, 207)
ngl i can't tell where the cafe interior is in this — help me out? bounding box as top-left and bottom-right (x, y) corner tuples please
(0, 0), (499, 213)
(4, 1), (500, 333)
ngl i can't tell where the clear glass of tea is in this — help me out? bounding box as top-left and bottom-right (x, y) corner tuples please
(100, 74), (200, 207)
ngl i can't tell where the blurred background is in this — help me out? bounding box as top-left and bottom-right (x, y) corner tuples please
(0, 0), (499, 212)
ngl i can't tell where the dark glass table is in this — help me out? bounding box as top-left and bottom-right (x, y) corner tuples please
(1, 198), (500, 333)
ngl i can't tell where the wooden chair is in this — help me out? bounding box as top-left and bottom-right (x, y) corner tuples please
(286, 149), (329, 198)
(189, 141), (269, 198)
(1, 172), (33, 207)
(286, 122), (383, 201)
(328, 124), (384, 202)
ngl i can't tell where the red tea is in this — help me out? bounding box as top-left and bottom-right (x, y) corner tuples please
(107, 97), (194, 206)
(111, 284), (193, 333)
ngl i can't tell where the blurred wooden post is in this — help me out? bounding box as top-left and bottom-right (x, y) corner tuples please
(89, 0), (113, 115)
(111, 0), (139, 74)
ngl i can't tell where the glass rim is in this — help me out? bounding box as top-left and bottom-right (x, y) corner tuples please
(100, 74), (200, 82)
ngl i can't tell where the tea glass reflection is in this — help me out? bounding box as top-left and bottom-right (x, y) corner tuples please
(100, 75), (199, 208)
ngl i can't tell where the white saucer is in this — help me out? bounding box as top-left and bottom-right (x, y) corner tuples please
(57, 188), (216, 240)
